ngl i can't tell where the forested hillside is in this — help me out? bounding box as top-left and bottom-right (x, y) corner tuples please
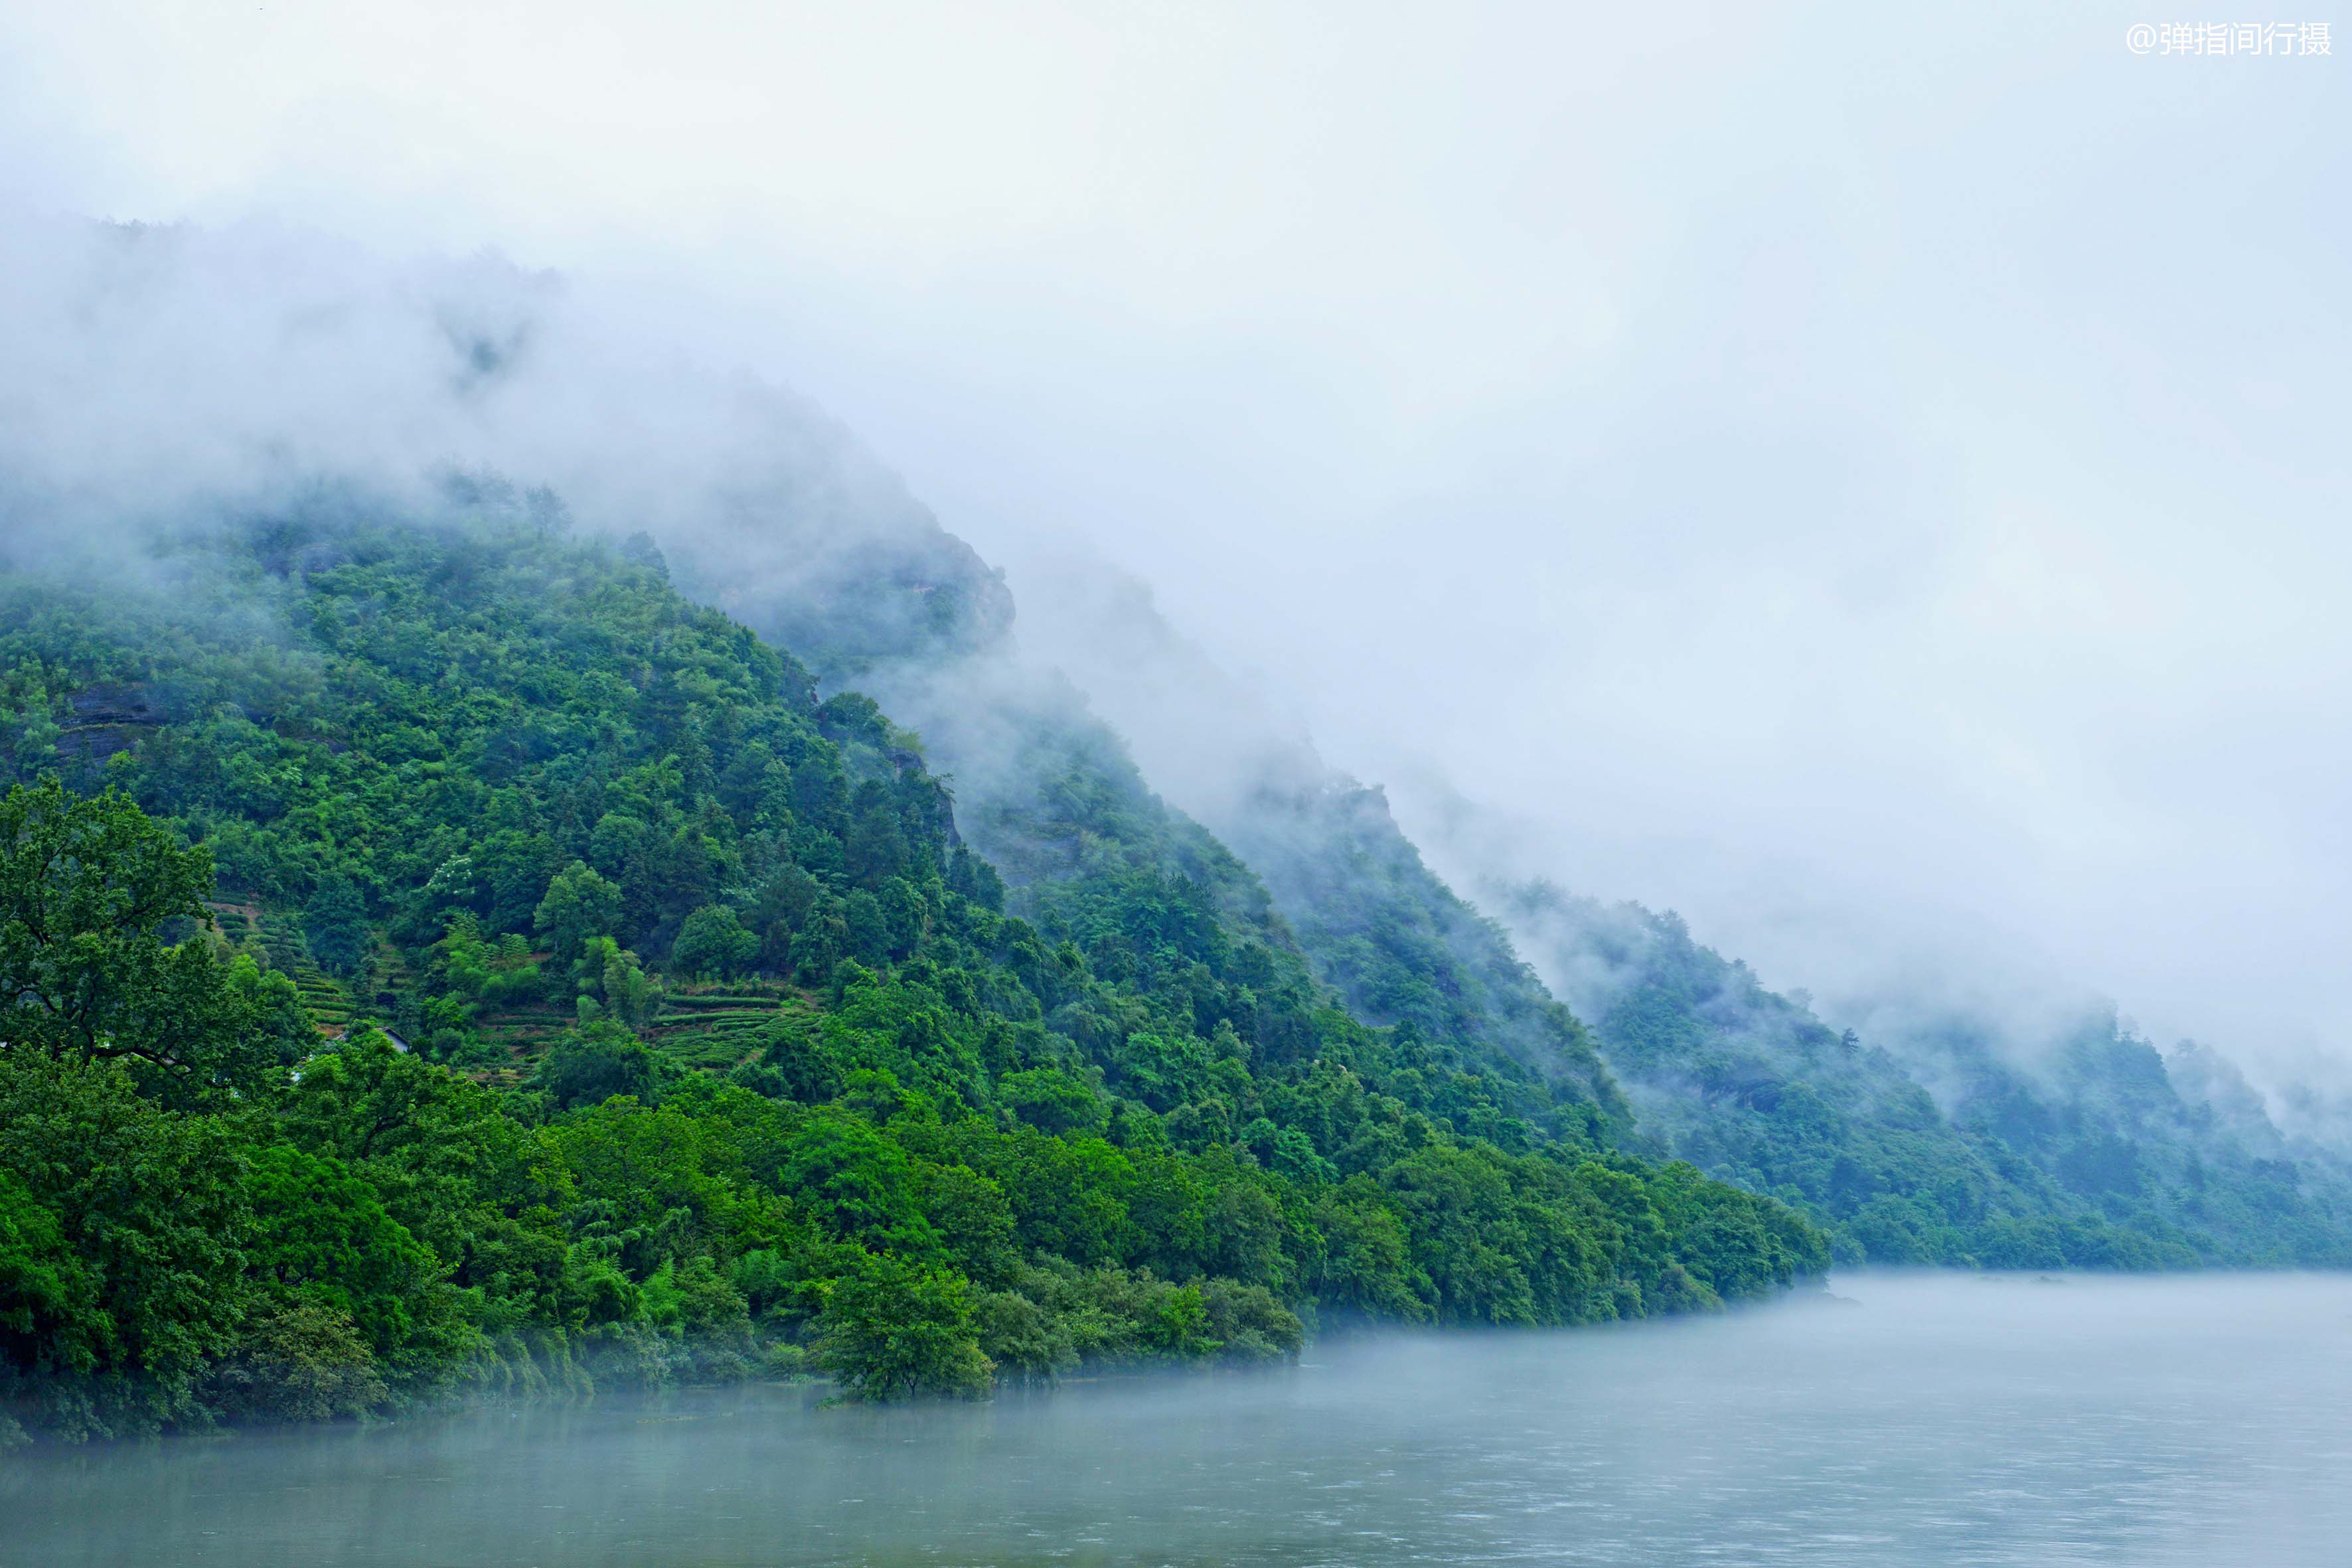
(7, 227), (2340, 1452)
(1221, 775), (1628, 1132)
(837, 666), (1637, 1153)
(0, 505), (1823, 1444)
(734, 543), (1643, 1168)
(1493, 884), (2352, 1269)
(892, 526), (2352, 1277)
(889, 548), (2352, 1275)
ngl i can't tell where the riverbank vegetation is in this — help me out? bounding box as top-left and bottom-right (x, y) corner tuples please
(0, 512), (1823, 1443)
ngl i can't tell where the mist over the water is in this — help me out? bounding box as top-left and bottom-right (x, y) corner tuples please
(12, 1273), (2349, 1566)
(9, 15), (2352, 1560)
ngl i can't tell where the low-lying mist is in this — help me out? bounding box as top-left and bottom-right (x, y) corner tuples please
(11, 1272), (2348, 1566)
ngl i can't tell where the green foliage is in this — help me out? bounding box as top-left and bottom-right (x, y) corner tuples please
(576, 936), (662, 1031)
(242, 1142), (463, 1377)
(998, 1067), (1105, 1135)
(0, 777), (293, 1105)
(302, 874), (370, 978)
(1502, 888), (2352, 1270)
(0, 1168), (106, 1384)
(431, 913), (541, 1010)
(536, 1022), (665, 1111)
(0, 1052), (252, 1439)
(0, 510), (1829, 1439)
(673, 905), (757, 980)
(534, 860), (621, 971)
(815, 1255), (993, 1401)
(204, 1297), (388, 1425)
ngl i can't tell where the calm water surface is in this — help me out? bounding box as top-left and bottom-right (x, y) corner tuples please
(9, 1272), (2351, 1566)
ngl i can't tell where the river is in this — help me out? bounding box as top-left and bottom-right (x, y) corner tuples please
(8, 1272), (2349, 1566)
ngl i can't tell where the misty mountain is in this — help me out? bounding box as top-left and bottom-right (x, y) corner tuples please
(0, 491), (1824, 1442)
(729, 584), (1633, 1150)
(1488, 884), (2352, 1267)
(4, 225), (2347, 1451)
(380, 230), (2352, 1273)
(919, 538), (2352, 1267)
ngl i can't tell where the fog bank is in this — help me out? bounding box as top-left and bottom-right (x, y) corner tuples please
(13, 1273), (2351, 1565)
(3, 1), (2346, 1079)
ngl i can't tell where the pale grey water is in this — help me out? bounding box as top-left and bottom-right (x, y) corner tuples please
(9, 1272), (2351, 1567)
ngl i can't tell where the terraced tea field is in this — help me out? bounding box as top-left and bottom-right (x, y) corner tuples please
(206, 901), (355, 1033)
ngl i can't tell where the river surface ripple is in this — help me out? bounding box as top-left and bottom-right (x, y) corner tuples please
(9, 1271), (2350, 1566)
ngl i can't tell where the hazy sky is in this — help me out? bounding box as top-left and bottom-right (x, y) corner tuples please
(3, 2), (2346, 1069)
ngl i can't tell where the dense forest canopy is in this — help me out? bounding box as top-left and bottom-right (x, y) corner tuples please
(0, 507), (1823, 1444)
(1, 323), (2341, 1447)
(789, 507), (2352, 1283)
(1493, 884), (2352, 1270)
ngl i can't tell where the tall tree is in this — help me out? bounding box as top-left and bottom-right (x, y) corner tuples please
(0, 779), (293, 1105)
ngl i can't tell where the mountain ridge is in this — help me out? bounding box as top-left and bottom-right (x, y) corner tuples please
(0, 500), (1820, 1443)
(722, 493), (2352, 1271)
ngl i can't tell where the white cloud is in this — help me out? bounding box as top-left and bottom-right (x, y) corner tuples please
(1, 0), (2345, 1072)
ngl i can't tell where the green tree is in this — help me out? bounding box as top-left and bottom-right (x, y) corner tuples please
(574, 936), (661, 1030)
(0, 779), (285, 1104)
(0, 1166), (107, 1388)
(535, 1022), (664, 1111)
(840, 890), (890, 965)
(999, 1067), (1105, 1135)
(204, 1296), (388, 1425)
(672, 905), (757, 980)
(815, 1254), (993, 1401)
(0, 1052), (254, 1439)
(534, 860), (622, 971)
(302, 874), (370, 978)
(242, 1143), (463, 1377)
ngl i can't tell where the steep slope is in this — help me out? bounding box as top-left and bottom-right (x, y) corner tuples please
(862, 659), (1633, 1152)
(13, 226), (2329, 1293)
(866, 552), (2352, 1272)
(0, 503), (1823, 1441)
(1492, 883), (2352, 1268)
(701, 537), (1636, 1146)
(1222, 769), (1630, 1135)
